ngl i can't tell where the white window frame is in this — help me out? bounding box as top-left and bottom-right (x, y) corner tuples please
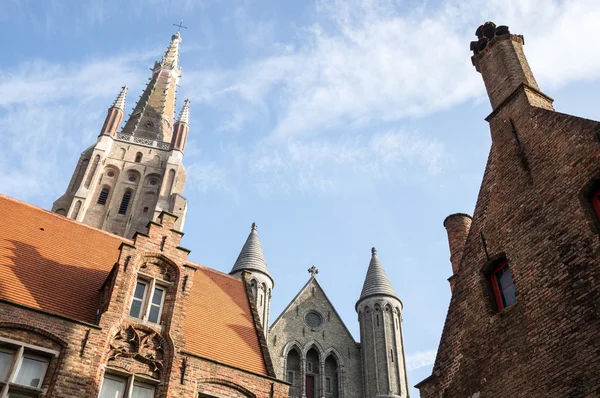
(129, 277), (167, 325)
(0, 336), (58, 398)
(99, 370), (156, 398)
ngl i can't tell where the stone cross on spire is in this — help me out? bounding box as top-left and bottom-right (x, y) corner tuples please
(308, 265), (319, 276)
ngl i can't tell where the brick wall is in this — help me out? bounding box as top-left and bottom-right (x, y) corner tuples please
(417, 28), (600, 398)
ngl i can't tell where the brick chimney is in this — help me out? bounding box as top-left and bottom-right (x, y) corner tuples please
(471, 22), (553, 112)
(443, 213), (472, 282)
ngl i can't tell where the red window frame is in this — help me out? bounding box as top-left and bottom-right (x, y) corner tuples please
(591, 188), (600, 221)
(490, 260), (516, 312)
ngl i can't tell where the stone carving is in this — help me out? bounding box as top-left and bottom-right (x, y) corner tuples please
(139, 259), (174, 282)
(108, 325), (165, 378)
(470, 22), (511, 55)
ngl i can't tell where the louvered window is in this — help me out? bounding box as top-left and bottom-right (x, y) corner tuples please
(118, 191), (132, 215)
(97, 187), (109, 205)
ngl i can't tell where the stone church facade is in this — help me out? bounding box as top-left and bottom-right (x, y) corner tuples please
(416, 22), (600, 397)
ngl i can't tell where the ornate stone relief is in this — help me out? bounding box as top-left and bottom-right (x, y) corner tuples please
(108, 325), (166, 378)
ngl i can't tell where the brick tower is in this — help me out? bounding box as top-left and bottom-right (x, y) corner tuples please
(416, 22), (600, 397)
(52, 32), (190, 238)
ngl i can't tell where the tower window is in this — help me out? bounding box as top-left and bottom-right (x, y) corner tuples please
(118, 191), (132, 215)
(135, 152), (142, 163)
(490, 260), (516, 311)
(97, 187), (110, 205)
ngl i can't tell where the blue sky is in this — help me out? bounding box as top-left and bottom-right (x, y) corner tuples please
(2, 0), (600, 395)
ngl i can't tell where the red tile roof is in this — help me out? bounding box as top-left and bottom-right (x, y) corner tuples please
(0, 194), (267, 376)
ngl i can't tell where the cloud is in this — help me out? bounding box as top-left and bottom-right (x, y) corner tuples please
(406, 349), (437, 371)
(187, 0), (600, 139)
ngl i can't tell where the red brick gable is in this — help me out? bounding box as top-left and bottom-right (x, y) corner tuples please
(0, 194), (268, 376)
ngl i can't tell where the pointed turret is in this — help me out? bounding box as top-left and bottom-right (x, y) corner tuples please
(172, 99), (190, 151)
(230, 223), (273, 335)
(121, 32), (183, 143)
(113, 85), (128, 110)
(100, 85), (128, 137)
(231, 223), (271, 277)
(356, 248), (409, 397)
(177, 99), (190, 124)
(356, 247), (399, 307)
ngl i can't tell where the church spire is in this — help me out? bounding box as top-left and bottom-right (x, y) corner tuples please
(100, 85), (128, 136)
(121, 32), (183, 144)
(356, 247), (399, 308)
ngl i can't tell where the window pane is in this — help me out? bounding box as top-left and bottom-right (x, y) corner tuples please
(131, 384), (154, 398)
(0, 350), (14, 381)
(129, 299), (143, 318)
(147, 305), (160, 324)
(99, 376), (126, 398)
(134, 282), (147, 299)
(15, 357), (46, 388)
(151, 288), (164, 305)
(504, 283), (517, 307)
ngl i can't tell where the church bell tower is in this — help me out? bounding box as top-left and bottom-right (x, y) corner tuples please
(52, 32), (190, 238)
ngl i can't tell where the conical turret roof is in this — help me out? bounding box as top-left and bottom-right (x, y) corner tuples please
(231, 223), (272, 280)
(112, 85), (128, 110)
(177, 99), (190, 125)
(357, 247), (398, 306)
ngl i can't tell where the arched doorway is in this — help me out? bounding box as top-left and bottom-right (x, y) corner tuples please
(305, 347), (320, 398)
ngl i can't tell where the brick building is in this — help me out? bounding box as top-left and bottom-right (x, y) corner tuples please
(416, 22), (600, 397)
(0, 30), (410, 398)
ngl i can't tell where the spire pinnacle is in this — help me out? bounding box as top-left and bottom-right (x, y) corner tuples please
(162, 31), (182, 69)
(357, 247), (398, 308)
(176, 99), (191, 125)
(230, 223), (272, 279)
(112, 86), (128, 111)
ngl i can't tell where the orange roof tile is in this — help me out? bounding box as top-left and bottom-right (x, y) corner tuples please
(184, 266), (267, 375)
(0, 195), (126, 324)
(0, 195), (268, 376)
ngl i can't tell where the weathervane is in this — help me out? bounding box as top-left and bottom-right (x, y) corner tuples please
(308, 265), (319, 276)
(173, 19), (188, 32)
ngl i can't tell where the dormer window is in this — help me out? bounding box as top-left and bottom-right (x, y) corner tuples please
(129, 279), (165, 324)
(490, 260), (516, 311)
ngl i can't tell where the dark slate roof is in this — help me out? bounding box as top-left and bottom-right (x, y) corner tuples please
(357, 247), (398, 305)
(230, 223), (271, 279)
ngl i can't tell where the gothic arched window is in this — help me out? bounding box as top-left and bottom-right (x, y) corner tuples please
(97, 187), (110, 205)
(118, 190), (132, 215)
(135, 152), (143, 163)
